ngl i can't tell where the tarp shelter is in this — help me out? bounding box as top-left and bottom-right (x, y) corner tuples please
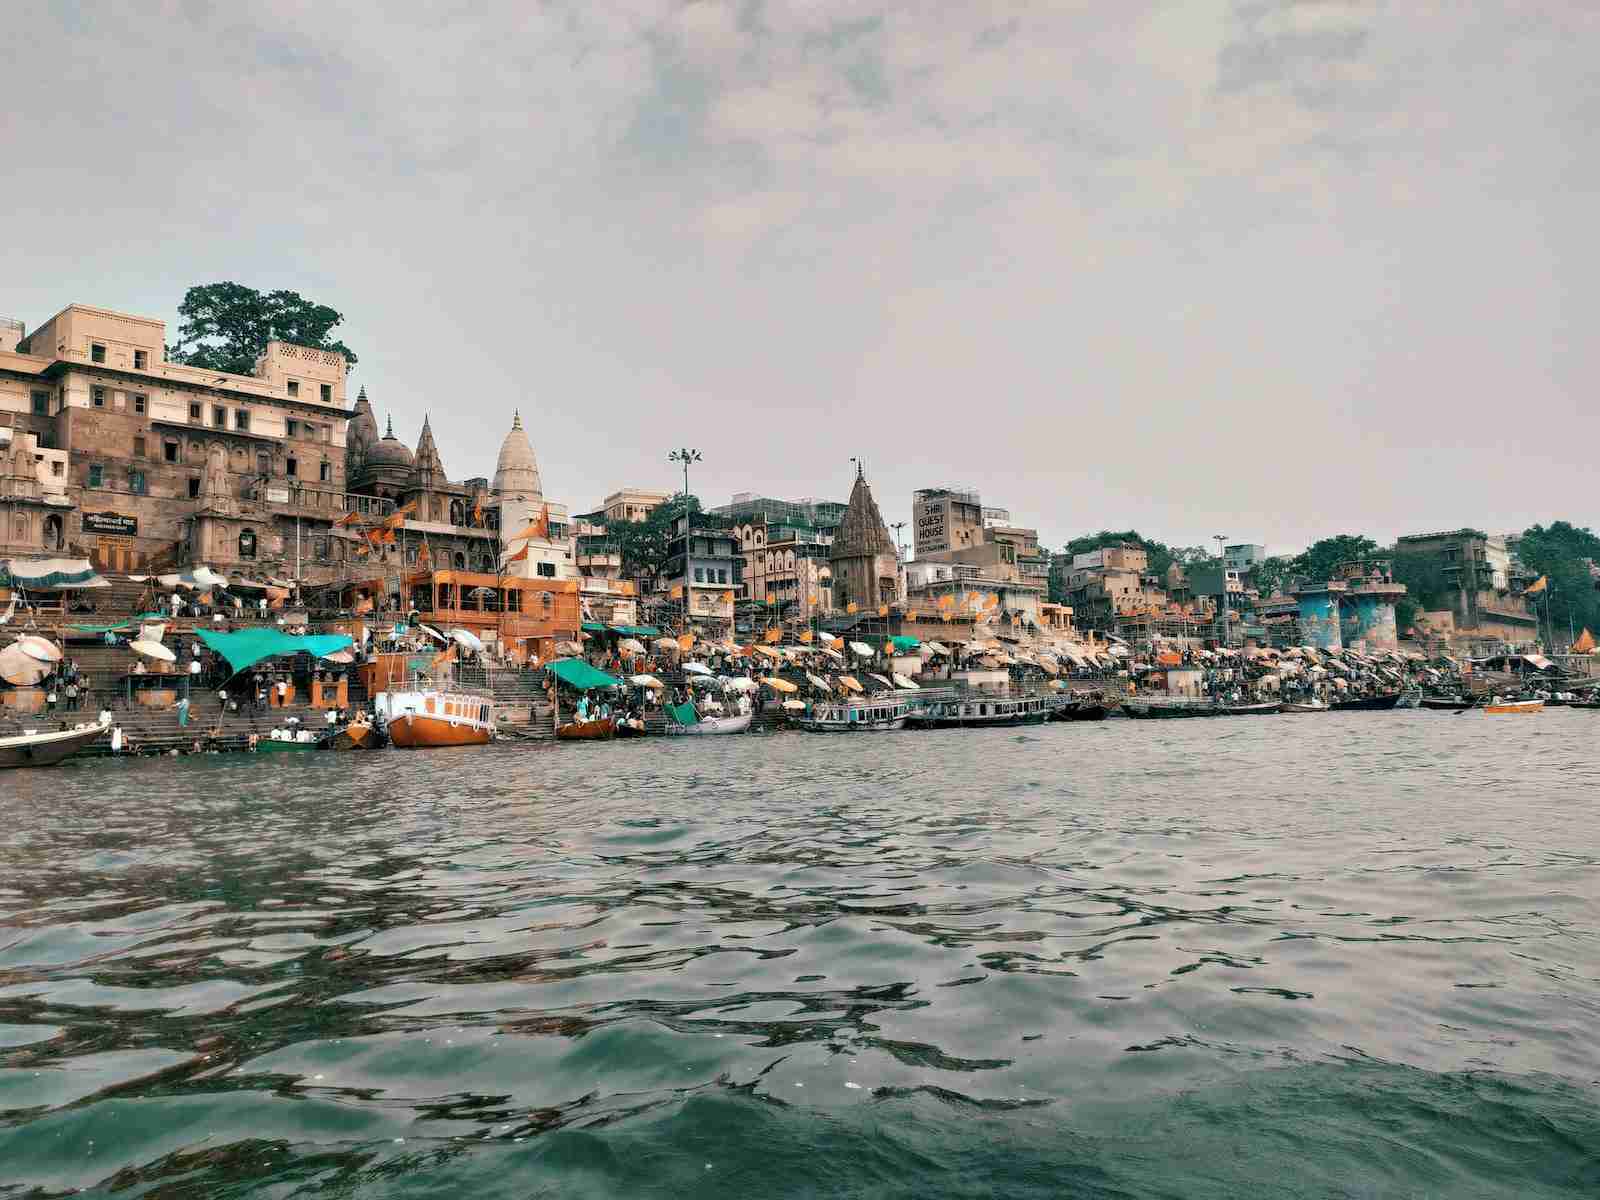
(545, 658), (622, 690)
(666, 701), (700, 726)
(0, 558), (107, 589)
(195, 629), (355, 675)
(158, 567), (228, 590)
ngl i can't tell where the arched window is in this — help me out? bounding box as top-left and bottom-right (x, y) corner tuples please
(43, 514), (63, 550)
(407, 545), (418, 564)
(450, 500), (465, 526)
(453, 551), (466, 569)
(239, 529), (257, 560)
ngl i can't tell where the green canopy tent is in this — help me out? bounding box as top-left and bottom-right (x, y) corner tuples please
(889, 636), (921, 652)
(544, 657), (622, 691)
(608, 624), (663, 638)
(195, 628), (354, 677)
(665, 701), (700, 726)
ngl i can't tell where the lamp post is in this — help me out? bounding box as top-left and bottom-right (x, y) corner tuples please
(1214, 534), (1228, 648)
(667, 448), (702, 636)
(668, 447), (701, 501)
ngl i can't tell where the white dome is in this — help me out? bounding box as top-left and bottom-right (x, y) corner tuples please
(493, 410), (542, 498)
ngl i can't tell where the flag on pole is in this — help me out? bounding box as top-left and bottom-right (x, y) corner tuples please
(505, 543), (530, 564)
(1526, 575), (1549, 594)
(472, 496), (483, 525)
(334, 510), (363, 528)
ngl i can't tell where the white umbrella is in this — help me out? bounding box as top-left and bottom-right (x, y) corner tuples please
(723, 677), (759, 692)
(655, 637), (681, 652)
(782, 699), (806, 710)
(0, 643), (49, 686)
(816, 631), (841, 645)
(17, 635), (61, 663)
(892, 673), (921, 689)
(849, 641), (875, 657)
(450, 628), (485, 653)
(629, 674), (665, 689)
(683, 661), (712, 675)
(130, 639), (176, 662)
(618, 638), (646, 655)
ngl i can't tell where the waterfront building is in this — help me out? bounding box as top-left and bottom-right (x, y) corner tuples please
(0, 303), (359, 577)
(903, 559), (1044, 623)
(571, 515), (637, 625)
(659, 511), (740, 639)
(599, 487), (671, 524)
(912, 487), (984, 559)
(1393, 529), (1538, 646)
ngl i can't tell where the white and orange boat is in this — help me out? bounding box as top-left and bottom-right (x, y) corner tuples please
(1482, 698), (1543, 715)
(377, 686), (495, 748)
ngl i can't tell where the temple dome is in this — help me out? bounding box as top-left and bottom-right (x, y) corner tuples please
(366, 416), (415, 470)
(493, 410), (542, 498)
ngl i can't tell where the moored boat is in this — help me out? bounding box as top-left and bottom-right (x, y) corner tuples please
(1329, 693), (1401, 712)
(1219, 701), (1282, 716)
(908, 695), (1049, 728)
(258, 728), (324, 752)
(795, 698), (910, 732)
(557, 717), (616, 740)
(322, 717), (388, 749)
(379, 687), (494, 748)
(1123, 699), (1219, 719)
(665, 712), (752, 736)
(1056, 700), (1110, 721)
(1282, 700), (1329, 713)
(0, 716), (110, 769)
(1482, 698), (1543, 714)
(1419, 696), (1475, 711)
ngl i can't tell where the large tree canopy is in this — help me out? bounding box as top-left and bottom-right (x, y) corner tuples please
(1059, 530), (1184, 577)
(1515, 521), (1600, 644)
(1287, 534), (1379, 584)
(609, 494), (701, 592)
(166, 282), (358, 375)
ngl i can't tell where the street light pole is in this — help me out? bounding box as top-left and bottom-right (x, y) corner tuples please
(1214, 534), (1228, 648)
(667, 448), (703, 636)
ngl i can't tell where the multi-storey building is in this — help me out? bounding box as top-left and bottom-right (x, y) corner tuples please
(659, 512), (740, 638)
(912, 486), (984, 559)
(599, 487), (671, 524)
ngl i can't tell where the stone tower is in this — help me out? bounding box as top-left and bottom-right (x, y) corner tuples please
(493, 409), (542, 500)
(412, 414), (446, 492)
(346, 385), (379, 478)
(829, 464), (899, 613)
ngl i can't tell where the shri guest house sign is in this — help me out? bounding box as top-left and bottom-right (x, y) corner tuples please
(83, 511), (138, 536)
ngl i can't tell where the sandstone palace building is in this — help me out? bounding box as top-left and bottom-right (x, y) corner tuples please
(0, 303), (573, 600)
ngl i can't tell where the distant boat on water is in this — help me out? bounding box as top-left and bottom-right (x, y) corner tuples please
(0, 716), (109, 769)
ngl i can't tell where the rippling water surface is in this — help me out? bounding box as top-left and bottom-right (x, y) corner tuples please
(2, 713), (1597, 1197)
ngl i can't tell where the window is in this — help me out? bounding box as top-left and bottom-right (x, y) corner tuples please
(30, 390), (48, 415)
(188, 477), (200, 498)
(133, 394), (146, 414)
(286, 457), (298, 478)
(320, 383), (331, 402)
(286, 419), (298, 438)
(319, 460), (331, 482)
(189, 402), (202, 422)
(212, 406), (226, 427)
(239, 530), (257, 560)
(538, 561), (557, 578)
(286, 380), (299, 397)
(129, 469), (147, 495)
(92, 387), (106, 408)
(694, 567), (705, 583)
(257, 452), (270, 476)
(164, 439), (179, 463)
(234, 409), (249, 431)
(90, 342), (106, 363)
(133, 436), (146, 458)
(50, 461), (63, 478)
(87, 464), (102, 488)
(133, 349), (148, 370)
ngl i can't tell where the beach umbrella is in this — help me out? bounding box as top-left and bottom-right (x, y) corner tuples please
(683, 661), (712, 675)
(554, 640), (584, 656)
(892, 673), (920, 689)
(629, 674), (665, 689)
(450, 629), (486, 653)
(0, 643), (49, 686)
(782, 699), (806, 711)
(654, 636), (680, 652)
(762, 675), (798, 693)
(849, 641), (874, 657)
(723, 677), (759, 692)
(321, 649), (355, 664)
(17, 635), (61, 663)
(130, 639), (175, 662)
(618, 638), (646, 655)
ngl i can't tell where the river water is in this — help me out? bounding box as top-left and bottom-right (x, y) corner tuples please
(1, 712), (1597, 1198)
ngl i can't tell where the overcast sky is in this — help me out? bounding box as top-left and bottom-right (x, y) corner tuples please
(4, 1), (1594, 555)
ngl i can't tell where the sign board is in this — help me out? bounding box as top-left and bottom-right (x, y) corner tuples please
(83, 511), (137, 536)
(265, 486), (290, 503)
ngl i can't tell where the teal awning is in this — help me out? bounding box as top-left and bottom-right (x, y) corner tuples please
(889, 636), (921, 651)
(195, 628), (355, 675)
(1, 557), (107, 590)
(666, 701), (699, 726)
(609, 624), (661, 637)
(545, 657), (621, 690)
(581, 622), (608, 633)
(67, 621), (137, 634)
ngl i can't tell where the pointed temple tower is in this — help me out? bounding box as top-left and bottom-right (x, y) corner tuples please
(829, 462), (900, 613)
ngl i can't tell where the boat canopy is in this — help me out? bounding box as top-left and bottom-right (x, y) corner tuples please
(545, 657), (622, 690)
(195, 628), (354, 675)
(1, 557), (107, 590)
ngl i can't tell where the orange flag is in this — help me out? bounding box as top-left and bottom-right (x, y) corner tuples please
(764, 626), (781, 644)
(382, 500), (417, 530)
(535, 504), (550, 539)
(418, 541), (432, 567)
(505, 543), (530, 564)
(878, 604), (889, 616)
(472, 497), (484, 525)
(846, 602), (858, 614)
(334, 510), (363, 528)
(799, 629), (813, 643)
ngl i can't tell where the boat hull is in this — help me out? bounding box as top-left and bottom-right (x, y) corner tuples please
(1124, 702), (1218, 719)
(258, 737), (322, 752)
(1282, 702), (1329, 713)
(797, 716), (908, 732)
(1419, 697), (1475, 711)
(389, 713), (492, 748)
(557, 717), (616, 740)
(1483, 700), (1543, 714)
(665, 713), (752, 736)
(1060, 702), (1109, 721)
(0, 720), (109, 769)
(1219, 702), (1282, 716)
(1330, 693), (1401, 712)
(323, 722), (388, 750)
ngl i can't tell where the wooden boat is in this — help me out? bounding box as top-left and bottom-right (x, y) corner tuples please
(322, 718), (387, 750)
(1055, 700), (1109, 721)
(665, 712), (752, 736)
(908, 695), (1049, 728)
(1123, 699), (1219, 719)
(1419, 696), (1475, 711)
(1282, 700), (1329, 713)
(379, 687), (494, 748)
(614, 717), (650, 738)
(259, 729), (324, 752)
(1219, 701), (1282, 716)
(0, 717), (109, 769)
(1482, 698), (1543, 714)
(557, 716), (616, 740)
(1395, 690), (1422, 709)
(795, 699), (910, 732)
(1329, 693), (1401, 712)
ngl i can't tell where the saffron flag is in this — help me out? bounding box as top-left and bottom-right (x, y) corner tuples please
(505, 543), (529, 564)
(472, 497), (483, 525)
(846, 602), (858, 614)
(334, 510), (363, 528)
(671, 584), (684, 599)
(764, 627), (781, 644)
(381, 500), (417, 530)
(799, 629), (813, 643)
(418, 541), (432, 567)
(878, 604), (889, 616)
(1526, 575), (1548, 595)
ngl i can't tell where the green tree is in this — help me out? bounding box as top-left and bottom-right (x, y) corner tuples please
(611, 495), (701, 593)
(1516, 521), (1600, 645)
(1251, 555), (1294, 597)
(167, 282), (358, 375)
(1060, 530), (1179, 576)
(1288, 534), (1379, 583)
